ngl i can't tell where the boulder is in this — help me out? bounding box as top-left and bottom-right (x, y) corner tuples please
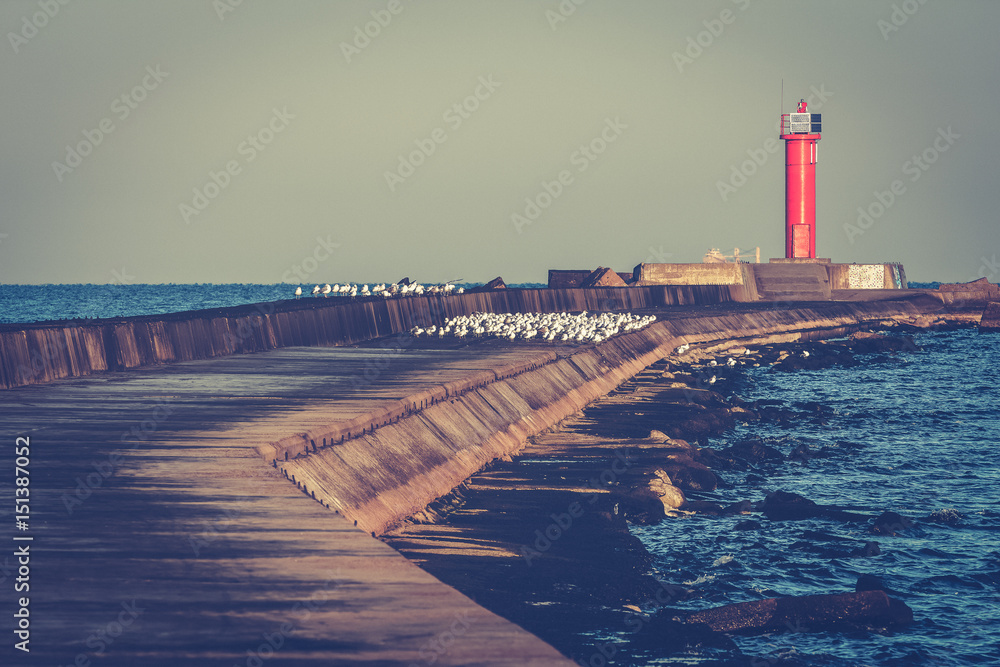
(871, 511), (914, 535)
(661, 454), (718, 491)
(581, 267), (629, 287)
(725, 439), (785, 465)
(757, 490), (867, 522)
(647, 469), (685, 510)
(758, 491), (822, 520)
(686, 590), (913, 635)
(847, 331), (918, 354)
(979, 302), (1000, 333)
(468, 276), (506, 292)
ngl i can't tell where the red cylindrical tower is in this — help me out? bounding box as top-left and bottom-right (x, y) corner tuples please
(780, 103), (821, 258)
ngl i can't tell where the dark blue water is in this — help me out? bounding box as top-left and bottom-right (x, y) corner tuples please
(0, 282), (546, 325)
(633, 329), (1000, 666)
(0, 284), (292, 324)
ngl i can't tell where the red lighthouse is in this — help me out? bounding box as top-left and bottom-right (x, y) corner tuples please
(780, 100), (822, 258)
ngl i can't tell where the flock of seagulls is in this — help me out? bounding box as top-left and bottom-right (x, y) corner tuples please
(409, 311), (657, 344)
(294, 282), (463, 299)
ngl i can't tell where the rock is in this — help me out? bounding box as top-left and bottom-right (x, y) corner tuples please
(980, 302), (1000, 333)
(686, 590), (913, 635)
(694, 447), (744, 471)
(728, 406), (759, 422)
(849, 541), (882, 557)
(683, 500), (725, 514)
(847, 331), (919, 354)
(724, 439), (785, 465)
(788, 443), (813, 463)
(648, 469), (685, 510)
(871, 511), (914, 535)
(926, 508), (962, 525)
(759, 490), (868, 523)
(581, 266), (628, 287)
(647, 429), (671, 443)
(758, 491), (822, 520)
(721, 500), (752, 515)
(467, 276), (506, 292)
(661, 454), (718, 491)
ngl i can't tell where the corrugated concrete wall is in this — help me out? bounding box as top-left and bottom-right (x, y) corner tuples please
(274, 299), (929, 535)
(0, 286), (750, 390)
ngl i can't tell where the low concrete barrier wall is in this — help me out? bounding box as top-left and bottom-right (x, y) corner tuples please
(0, 285), (749, 390)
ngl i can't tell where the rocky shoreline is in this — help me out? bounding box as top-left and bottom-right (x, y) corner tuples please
(383, 320), (976, 665)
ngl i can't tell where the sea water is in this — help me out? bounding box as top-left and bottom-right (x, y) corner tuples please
(632, 328), (1000, 666)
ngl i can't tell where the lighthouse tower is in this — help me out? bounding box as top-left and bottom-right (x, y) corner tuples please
(780, 100), (822, 258)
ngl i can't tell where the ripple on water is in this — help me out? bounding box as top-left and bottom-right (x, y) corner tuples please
(632, 329), (1000, 666)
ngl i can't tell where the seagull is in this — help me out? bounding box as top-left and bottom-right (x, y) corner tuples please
(311, 285), (321, 296)
(726, 358), (737, 367)
(294, 286), (303, 298)
(675, 344), (690, 355)
(708, 375), (717, 385)
(708, 360), (718, 367)
(321, 284), (332, 297)
(801, 350), (811, 358)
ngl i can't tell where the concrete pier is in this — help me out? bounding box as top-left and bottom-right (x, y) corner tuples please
(1, 345), (573, 666)
(0, 294), (970, 665)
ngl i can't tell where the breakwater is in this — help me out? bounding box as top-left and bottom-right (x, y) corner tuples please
(274, 298), (940, 535)
(0, 285), (745, 390)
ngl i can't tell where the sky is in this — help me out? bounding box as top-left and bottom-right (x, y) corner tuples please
(0, 0), (997, 285)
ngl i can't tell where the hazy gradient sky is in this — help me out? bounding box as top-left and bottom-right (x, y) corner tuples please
(1, 0), (997, 285)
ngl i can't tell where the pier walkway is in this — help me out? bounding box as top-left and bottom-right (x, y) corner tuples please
(0, 343), (571, 666)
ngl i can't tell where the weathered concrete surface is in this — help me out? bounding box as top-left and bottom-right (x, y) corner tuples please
(278, 298), (942, 536)
(0, 346), (573, 666)
(633, 262), (746, 287)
